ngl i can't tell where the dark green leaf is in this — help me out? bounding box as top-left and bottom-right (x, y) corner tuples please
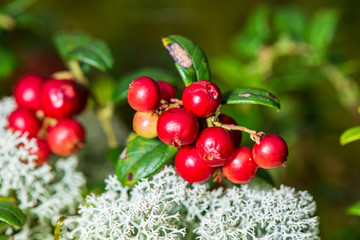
(273, 8), (306, 40)
(3, 0), (38, 15)
(54, 32), (113, 72)
(0, 200), (24, 227)
(222, 88), (280, 111)
(162, 35), (210, 86)
(256, 168), (274, 186)
(340, 126), (360, 146)
(112, 67), (178, 103)
(116, 136), (178, 186)
(0, 47), (16, 80)
(107, 146), (124, 166)
(347, 201), (360, 216)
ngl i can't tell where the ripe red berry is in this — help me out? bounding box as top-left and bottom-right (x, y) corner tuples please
(175, 144), (215, 183)
(14, 74), (45, 111)
(157, 108), (199, 148)
(40, 79), (84, 119)
(30, 137), (51, 165)
(127, 76), (160, 112)
(196, 127), (234, 167)
(182, 80), (222, 118)
(222, 147), (258, 184)
(73, 84), (88, 114)
(8, 108), (41, 138)
(133, 111), (159, 139)
(157, 80), (176, 101)
(47, 118), (86, 156)
(252, 134), (288, 169)
(218, 114), (242, 146)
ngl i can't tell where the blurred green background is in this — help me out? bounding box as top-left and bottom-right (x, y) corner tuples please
(1, 0), (360, 239)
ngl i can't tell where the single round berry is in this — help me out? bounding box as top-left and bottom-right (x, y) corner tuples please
(196, 126), (234, 167)
(14, 73), (45, 111)
(252, 134), (288, 169)
(47, 118), (86, 156)
(157, 108), (199, 148)
(133, 111), (159, 139)
(218, 114), (242, 146)
(127, 76), (160, 112)
(73, 83), (88, 114)
(223, 146), (258, 184)
(175, 144), (215, 183)
(182, 80), (222, 118)
(30, 137), (51, 166)
(40, 79), (83, 119)
(8, 108), (41, 138)
(157, 80), (176, 101)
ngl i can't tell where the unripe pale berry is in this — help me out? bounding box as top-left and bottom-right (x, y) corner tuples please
(157, 108), (199, 148)
(182, 80), (221, 118)
(223, 146), (258, 184)
(127, 76), (160, 112)
(175, 144), (214, 183)
(252, 134), (288, 169)
(133, 111), (159, 139)
(196, 126), (234, 167)
(47, 118), (86, 156)
(157, 80), (176, 101)
(14, 74), (45, 111)
(218, 114), (242, 146)
(8, 108), (41, 138)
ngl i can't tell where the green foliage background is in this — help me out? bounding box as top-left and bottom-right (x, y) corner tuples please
(1, 0), (360, 239)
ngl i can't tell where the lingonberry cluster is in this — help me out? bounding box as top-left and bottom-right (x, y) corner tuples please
(127, 76), (288, 184)
(7, 73), (87, 165)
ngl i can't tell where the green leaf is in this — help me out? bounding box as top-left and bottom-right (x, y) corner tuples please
(256, 168), (274, 186)
(112, 67), (178, 103)
(347, 201), (360, 216)
(116, 136), (178, 186)
(3, 0), (39, 15)
(107, 146), (124, 166)
(0, 235), (11, 240)
(273, 8), (306, 40)
(0, 47), (17, 80)
(162, 35), (210, 86)
(54, 32), (113, 72)
(340, 126), (360, 146)
(222, 88), (280, 111)
(0, 200), (24, 227)
(308, 9), (339, 53)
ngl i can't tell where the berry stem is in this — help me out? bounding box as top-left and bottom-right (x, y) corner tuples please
(67, 60), (89, 87)
(213, 121), (264, 144)
(97, 105), (119, 148)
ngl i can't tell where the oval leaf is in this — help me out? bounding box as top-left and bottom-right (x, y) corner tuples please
(347, 201), (360, 216)
(340, 126), (360, 146)
(116, 136), (178, 186)
(112, 67), (178, 103)
(0, 200), (24, 227)
(222, 88), (280, 110)
(54, 32), (113, 72)
(162, 35), (210, 86)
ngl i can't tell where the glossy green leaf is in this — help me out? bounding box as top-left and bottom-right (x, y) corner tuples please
(116, 136), (178, 186)
(0, 200), (24, 227)
(347, 201), (360, 216)
(222, 88), (280, 110)
(112, 67), (178, 103)
(340, 126), (360, 146)
(54, 32), (113, 72)
(162, 35), (210, 86)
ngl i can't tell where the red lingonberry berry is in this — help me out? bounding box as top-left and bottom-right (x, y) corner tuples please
(175, 144), (215, 183)
(182, 80), (222, 118)
(127, 76), (160, 112)
(196, 126), (234, 167)
(157, 80), (176, 101)
(252, 134), (288, 169)
(133, 111), (159, 139)
(157, 108), (199, 148)
(40, 79), (84, 119)
(47, 118), (86, 156)
(30, 137), (51, 165)
(73, 84), (88, 114)
(8, 108), (41, 138)
(222, 146), (258, 184)
(14, 73), (45, 111)
(218, 114), (242, 146)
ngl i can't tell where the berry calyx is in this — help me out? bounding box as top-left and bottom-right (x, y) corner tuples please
(182, 80), (221, 118)
(157, 108), (199, 148)
(133, 111), (159, 139)
(7, 108), (41, 138)
(175, 144), (215, 183)
(222, 146), (258, 184)
(127, 76), (160, 112)
(196, 126), (234, 167)
(218, 114), (242, 146)
(47, 118), (86, 156)
(14, 74), (45, 111)
(252, 134), (288, 169)
(157, 80), (176, 101)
